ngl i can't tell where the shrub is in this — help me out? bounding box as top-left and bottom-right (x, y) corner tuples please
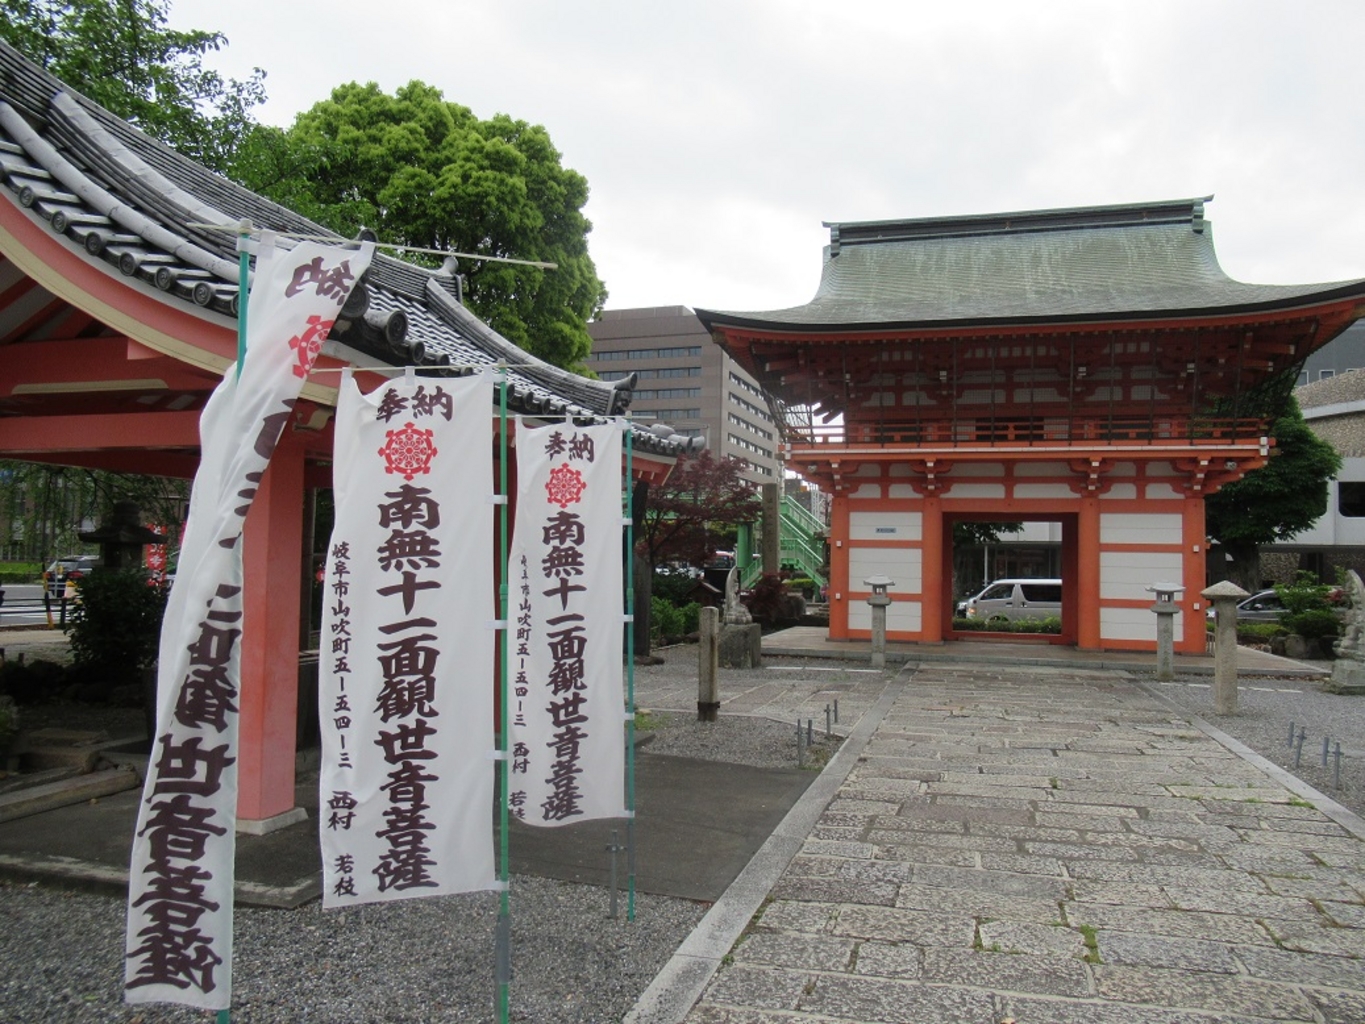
(651, 597), (686, 641)
(67, 570), (168, 691)
(1274, 571), (1334, 616)
(1282, 607), (1341, 641)
(0, 658), (67, 705)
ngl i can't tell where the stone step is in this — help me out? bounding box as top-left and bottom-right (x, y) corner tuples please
(0, 766), (138, 823)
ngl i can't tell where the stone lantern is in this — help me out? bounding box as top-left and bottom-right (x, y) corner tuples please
(865, 574), (894, 669)
(1146, 581), (1185, 681)
(78, 501), (164, 571)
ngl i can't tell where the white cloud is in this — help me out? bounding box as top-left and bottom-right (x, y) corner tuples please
(167, 0), (1365, 309)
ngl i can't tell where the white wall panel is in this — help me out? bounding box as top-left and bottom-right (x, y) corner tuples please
(1100, 606), (1176, 641)
(1100, 551), (1184, 599)
(1014, 483), (1074, 499)
(1144, 483), (1182, 500)
(1100, 484), (1138, 500)
(848, 548), (921, 593)
(850, 511), (922, 541)
(1015, 462), (1069, 477)
(947, 483), (1007, 499)
(851, 483), (881, 498)
(887, 484), (919, 498)
(848, 601), (922, 633)
(1100, 513), (1183, 545)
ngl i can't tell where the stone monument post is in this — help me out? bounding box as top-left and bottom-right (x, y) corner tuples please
(1327, 569), (1365, 694)
(1147, 581), (1185, 681)
(698, 606), (720, 721)
(865, 574), (893, 670)
(1202, 580), (1248, 714)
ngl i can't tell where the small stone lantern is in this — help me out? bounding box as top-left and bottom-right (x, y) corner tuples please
(78, 501), (164, 571)
(1146, 581), (1185, 681)
(865, 574), (894, 669)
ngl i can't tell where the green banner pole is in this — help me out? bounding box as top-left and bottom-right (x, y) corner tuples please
(235, 221), (251, 382)
(496, 369), (512, 1023)
(624, 419), (637, 921)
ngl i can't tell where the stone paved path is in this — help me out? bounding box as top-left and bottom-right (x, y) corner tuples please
(684, 662), (1365, 1024)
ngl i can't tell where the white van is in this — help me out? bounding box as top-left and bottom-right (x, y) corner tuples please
(960, 578), (1063, 623)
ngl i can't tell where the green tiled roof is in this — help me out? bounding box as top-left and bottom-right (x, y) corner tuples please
(698, 198), (1365, 332)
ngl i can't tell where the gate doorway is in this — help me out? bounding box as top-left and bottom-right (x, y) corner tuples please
(943, 512), (1078, 644)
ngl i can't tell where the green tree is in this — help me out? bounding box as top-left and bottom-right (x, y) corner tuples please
(230, 81), (607, 371)
(639, 451), (763, 573)
(0, 0), (265, 173)
(1205, 398), (1341, 591)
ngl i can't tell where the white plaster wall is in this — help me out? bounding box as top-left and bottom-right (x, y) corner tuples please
(1144, 483), (1183, 500)
(1015, 462), (1069, 477)
(948, 483), (1007, 499)
(851, 483), (881, 498)
(887, 484), (919, 498)
(1100, 606), (1177, 641)
(1015, 483), (1075, 499)
(951, 464), (1005, 478)
(848, 548), (921, 593)
(1100, 550), (1184, 599)
(1100, 513), (1183, 545)
(849, 511), (922, 541)
(855, 464), (882, 477)
(848, 601), (922, 633)
(1100, 484), (1138, 500)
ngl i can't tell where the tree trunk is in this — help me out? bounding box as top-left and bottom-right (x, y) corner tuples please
(633, 552), (652, 658)
(1219, 542), (1261, 593)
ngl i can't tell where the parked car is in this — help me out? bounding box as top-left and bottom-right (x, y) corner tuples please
(960, 578), (1063, 623)
(1207, 587), (1349, 624)
(42, 554), (100, 598)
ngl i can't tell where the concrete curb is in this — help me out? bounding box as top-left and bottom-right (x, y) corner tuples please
(623, 667), (908, 1024)
(1138, 680), (1365, 841)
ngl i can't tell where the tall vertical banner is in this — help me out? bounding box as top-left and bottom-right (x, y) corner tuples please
(319, 371), (496, 906)
(508, 421), (625, 826)
(125, 240), (373, 1010)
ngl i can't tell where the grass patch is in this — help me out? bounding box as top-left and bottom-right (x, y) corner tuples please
(1078, 924), (1102, 964)
(634, 709), (664, 731)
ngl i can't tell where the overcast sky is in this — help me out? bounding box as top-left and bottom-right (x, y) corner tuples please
(168, 0), (1365, 316)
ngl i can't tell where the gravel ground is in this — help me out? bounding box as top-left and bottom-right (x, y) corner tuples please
(1149, 669), (1365, 820)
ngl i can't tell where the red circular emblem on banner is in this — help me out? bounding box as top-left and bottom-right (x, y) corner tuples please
(545, 463), (587, 508)
(288, 315), (335, 379)
(379, 421), (438, 481)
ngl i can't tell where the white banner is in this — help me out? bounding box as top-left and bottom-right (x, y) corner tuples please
(508, 421), (625, 826)
(126, 240), (373, 1010)
(319, 371), (496, 907)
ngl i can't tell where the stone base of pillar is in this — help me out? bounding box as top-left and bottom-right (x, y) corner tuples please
(1324, 661), (1365, 695)
(719, 624), (762, 669)
(696, 701), (720, 722)
(237, 805), (308, 836)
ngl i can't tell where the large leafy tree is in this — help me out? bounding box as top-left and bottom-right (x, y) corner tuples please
(0, 0), (265, 173)
(1205, 398), (1341, 590)
(231, 81), (607, 371)
(639, 451), (763, 572)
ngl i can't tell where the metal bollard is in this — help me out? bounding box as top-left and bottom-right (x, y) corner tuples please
(825, 703), (832, 739)
(1294, 727), (1307, 769)
(807, 718), (814, 747)
(833, 698), (839, 723)
(1333, 742), (1343, 790)
(1322, 736), (1331, 769)
(1288, 721), (1296, 748)
(796, 719), (805, 768)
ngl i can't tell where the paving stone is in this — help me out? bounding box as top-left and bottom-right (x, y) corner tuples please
(1259, 918), (1365, 957)
(898, 802), (1034, 827)
(912, 863), (1071, 899)
(1065, 861), (1269, 891)
(871, 844), (979, 868)
(978, 919), (1087, 957)
(1234, 944), (1365, 988)
(703, 964), (810, 1011)
(1024, 840), (1141, 862)
(1067, 880), (1173, 907)
(1066, 903), (1275, 945)
(798, 973), (998, 1023)
(786, 854), (912, 884)
(810, 825), (867, 841)
(1321, 901), (1365, 928)
(867, 830), (1017, 853)
(755, 900), (838, 934)
(1305, 987), (1365, 1023)
(1096, 931), (1240, 973)
(1002, 992), (1279, 1023)
(685, 1005), (836, 1024)
(895, 886), (1065, 924)
(801, 839), (876, 859)
(828, 904), (977, 948)
(1125, 819), (1241, 842)
(1161, 889), (1316, 918)
(986, 823), (1082, 843)
(826, 798), (903, 816)
(1034, 810), (1136, 831)
(733, 932), (856, 972)
(1258, 874), (1365, 902)
(768, 877), (899, 905)
(845, 778), (928, 798)
(1097, 963), (1321, 1018)
(920, 947), (1092, 996)
(865, 814), (966, 835)
(850, 939), (923, 979)
(976, 852), (1067, 876)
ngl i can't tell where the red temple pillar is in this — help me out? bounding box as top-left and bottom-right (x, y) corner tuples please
(1077, 495), (1102, 650)
(237, 428), (306, 832)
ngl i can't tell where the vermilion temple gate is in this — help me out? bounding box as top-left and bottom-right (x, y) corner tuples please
(700, 198), (1365, 653)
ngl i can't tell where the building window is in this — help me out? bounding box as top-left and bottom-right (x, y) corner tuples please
(1297, 372), (1309, 387)
(633, 388), (701, 400)
(591, 346), (702, 361)
(728, 391), (773, 423)
(1339, 481), (1365, 517)
(1319, 369), (1337, 381)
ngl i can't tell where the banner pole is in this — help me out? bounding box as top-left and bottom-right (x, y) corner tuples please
(496, 369), (512, 1024)
(624, 419), (637, 922)
(235, 220), (251, 382)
